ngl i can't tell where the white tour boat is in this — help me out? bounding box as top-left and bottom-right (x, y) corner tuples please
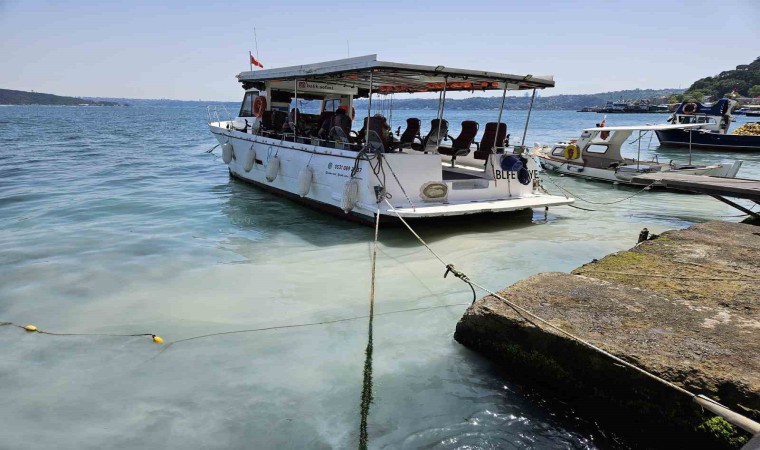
(208, 55), (573, 224)
(533, 124), (742, 186)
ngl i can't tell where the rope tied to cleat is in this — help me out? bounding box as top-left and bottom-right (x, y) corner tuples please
(444, 264), (476, 303)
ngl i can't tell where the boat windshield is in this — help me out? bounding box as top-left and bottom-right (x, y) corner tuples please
(239, 92), (257, 117)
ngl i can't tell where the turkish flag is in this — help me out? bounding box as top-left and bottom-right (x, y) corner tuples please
(249, 52), (264, 69)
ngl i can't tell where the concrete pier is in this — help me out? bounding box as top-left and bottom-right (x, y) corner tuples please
(455, 221), (759, 449)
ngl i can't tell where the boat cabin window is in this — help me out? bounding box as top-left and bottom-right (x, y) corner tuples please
(239, 92), (257, 117)
(323, 98), (341, 113)
(585, 144), (609, 154)
(551, 146), (566, 156)
(678, 116), (696, 124)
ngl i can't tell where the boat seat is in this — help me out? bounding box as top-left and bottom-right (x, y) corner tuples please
(474, 122), (507, 160)
(366, 130), (386, 153)
(260, 111), (273, 131)
(356, 117), (391, 150)
(438, 120), (479, 165)
(397, 118), (422, 150)
(271, 110), (287, 132)
(414, 119), (449, 152)
(315, 111), (335, 137)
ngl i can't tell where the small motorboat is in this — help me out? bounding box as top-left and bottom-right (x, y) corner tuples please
(655, 99), (760, 151)
(533, 124), (742, 187)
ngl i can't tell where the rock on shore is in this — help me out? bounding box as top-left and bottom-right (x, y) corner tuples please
(455, 221), (758, 449)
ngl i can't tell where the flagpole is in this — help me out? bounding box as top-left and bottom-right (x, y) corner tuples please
(254, 28), (260, 60)
(249, 51), (253, 71)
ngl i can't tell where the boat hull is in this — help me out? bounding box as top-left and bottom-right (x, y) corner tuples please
(535, 153), (740, 187)
(210, 124), (573, 224)
(655, 129), (760, 152)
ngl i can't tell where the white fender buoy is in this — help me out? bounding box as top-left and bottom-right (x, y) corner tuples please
(297, 166), (313, 197)
(341, 178), (360, 213)
(265, 156), (280, 182)
(222, 142), (234, 164)
(244, 146), (256, 172)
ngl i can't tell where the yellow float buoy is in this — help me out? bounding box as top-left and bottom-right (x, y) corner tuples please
(23, 325), (38, 332)
(152, 335), (164, 344)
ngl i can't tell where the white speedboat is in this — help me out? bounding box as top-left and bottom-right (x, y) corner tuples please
(208, 55), (573, 224)
(533, 124), (742, 186)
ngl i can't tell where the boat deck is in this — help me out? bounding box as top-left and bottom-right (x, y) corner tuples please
(631, 172), (760, 218)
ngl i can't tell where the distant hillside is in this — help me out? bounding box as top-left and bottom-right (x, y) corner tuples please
(93, 89), (682, 111)
(353, 88), (684, 111)
(685, 56), (760, 100)
(2, 87), (683, 110)
(84, 97), (236, 108)
(0, 88), (119, 106)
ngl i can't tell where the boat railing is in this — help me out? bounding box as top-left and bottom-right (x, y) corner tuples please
(206, 105), (234, 125)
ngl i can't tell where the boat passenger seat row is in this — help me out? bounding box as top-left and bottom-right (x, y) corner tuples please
(407, 119), (509, 161)
(255, 111), (509, 158)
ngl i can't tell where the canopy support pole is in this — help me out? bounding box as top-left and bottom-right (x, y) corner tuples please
(293, 79), (298, 135)
(389, 94), (393, 131)
(637, 130), (642, 171)
(435, 76), (448, 153)
(365, 71), (373, 147)
(520, 89), (537, 149)
(495, 83), (508, 153)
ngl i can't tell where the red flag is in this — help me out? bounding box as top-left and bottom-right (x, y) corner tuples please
(249, 52), (264, 69)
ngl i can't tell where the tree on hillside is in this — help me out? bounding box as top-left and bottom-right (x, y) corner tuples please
(685, 56), (760, 99)
(750, 85), (760, 98)
(683, 90), (707, 102)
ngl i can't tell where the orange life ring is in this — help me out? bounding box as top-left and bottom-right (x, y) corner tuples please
(682, 102), (697, 115)
(253, 96), (267, 118)
(339, 104), (355, 120)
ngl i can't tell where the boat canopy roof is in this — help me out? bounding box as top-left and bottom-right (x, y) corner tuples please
(237, 54), (554, 96)
(674, 98), (731, 116)
(584, 123), (708, 132)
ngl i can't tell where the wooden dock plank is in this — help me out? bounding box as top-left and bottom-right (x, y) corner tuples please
(630, 173), (760, 201)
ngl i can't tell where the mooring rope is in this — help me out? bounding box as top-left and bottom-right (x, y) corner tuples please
(381, 156), (416, 211)
(1, 302), (471, 348)
(358, 207), (381, 450)
(382, 198), (760, 434)
(541, 171), (653, 205)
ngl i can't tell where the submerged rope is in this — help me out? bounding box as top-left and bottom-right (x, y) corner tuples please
(1, 302), (471, 348)
(541, 171), (653, 205)
(1, 322), (161, 343)
(358, 208), (381, 450)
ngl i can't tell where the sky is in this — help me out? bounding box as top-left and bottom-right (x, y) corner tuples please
(0, 0), (758, 101)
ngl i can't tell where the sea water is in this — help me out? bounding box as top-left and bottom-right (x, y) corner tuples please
(1, 105), (758, 449)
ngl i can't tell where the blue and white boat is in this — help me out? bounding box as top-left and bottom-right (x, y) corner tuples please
(655, 99), (760, 152)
